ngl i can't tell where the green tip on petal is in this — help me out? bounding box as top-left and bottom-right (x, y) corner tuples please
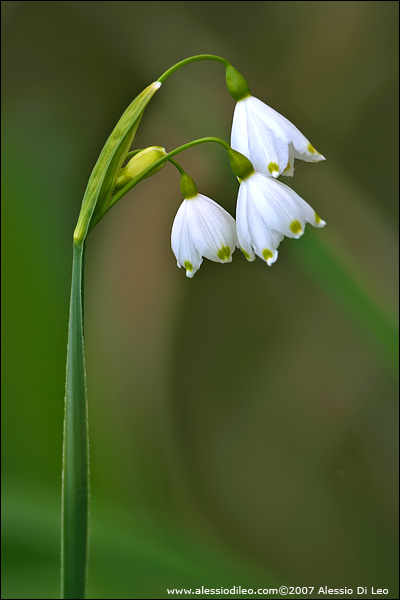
(241, 248), (251, 260)
(315, 212), (321, 224)
(262, 249), (274, 262)
(290, 220), (302, 235)
(184, 261), (193, 272)
(307, 143), (316, 154)
(217, 246), (231, 261)
(267, 162), (280, 175)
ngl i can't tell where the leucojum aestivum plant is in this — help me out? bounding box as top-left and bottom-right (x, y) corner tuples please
(62, 54), (326, 598)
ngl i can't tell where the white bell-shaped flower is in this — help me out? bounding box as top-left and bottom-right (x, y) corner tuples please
(171, 193), (238, 278)
(237, 171), (326, 264)
(231, 96), (325, 179)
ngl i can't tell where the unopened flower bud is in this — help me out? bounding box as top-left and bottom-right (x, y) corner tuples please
(115, 146), (167, 190)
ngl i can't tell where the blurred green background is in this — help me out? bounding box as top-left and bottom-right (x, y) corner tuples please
(2, 1), (398, 598)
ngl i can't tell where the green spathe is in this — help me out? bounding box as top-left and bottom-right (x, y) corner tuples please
(74, 82), (161, 243)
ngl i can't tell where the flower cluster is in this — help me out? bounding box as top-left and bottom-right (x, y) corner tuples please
(171, 91), (326, 277)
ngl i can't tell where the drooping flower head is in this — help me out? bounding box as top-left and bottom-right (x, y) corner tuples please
(236, 171), (326, 265)
(171, 173), (238, 277)
(226, 66), (325, 179)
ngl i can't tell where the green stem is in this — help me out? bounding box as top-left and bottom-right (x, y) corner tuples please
(89, 137), (230, 230)
(157, 54), (230, 83)
(168, 157), (186, 175)
(62, 240), (89, 599)
(107, 137), (229, 210)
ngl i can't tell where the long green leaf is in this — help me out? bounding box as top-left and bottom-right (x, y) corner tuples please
(62, 241), (88, 599)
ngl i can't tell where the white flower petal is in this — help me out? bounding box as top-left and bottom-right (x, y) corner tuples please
(290, 136), (325, 163)
(186, 194), (237, 263)
(313, 213), (326, 228)
(171, 194), (239, 277)
(246, 195), (280, 265)
(246, 96), (325, 162)
(171, 201), (203, 277)
(285, 186), (327, 229)
(281, 145), (295, 177)
(270, 179), (326, 230)
(231, 95), (325, 177)
(245, 101), (289, 177)
(236, 171), (326, 266)
(232, 98), (289, 177)
(236, 183), (256, 261)
(246, 173), (308, 239)
(231, 101), (250, 159)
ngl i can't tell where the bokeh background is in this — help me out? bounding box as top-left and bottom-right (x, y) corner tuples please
(2, 1), (398, 598)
